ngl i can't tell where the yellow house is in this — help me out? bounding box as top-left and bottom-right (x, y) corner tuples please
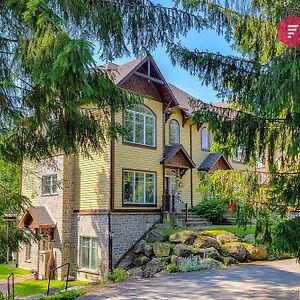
(18, 55), (251, 280)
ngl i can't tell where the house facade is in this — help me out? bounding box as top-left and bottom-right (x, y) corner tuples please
(18, 55), (253, 280)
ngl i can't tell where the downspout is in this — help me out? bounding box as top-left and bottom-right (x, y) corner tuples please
(162, 108), (166, 214)
(190, 123), (194, 208)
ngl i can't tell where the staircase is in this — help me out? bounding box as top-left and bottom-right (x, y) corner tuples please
(177, 210), (212, 228)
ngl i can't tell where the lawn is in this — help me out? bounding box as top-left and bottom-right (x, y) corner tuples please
(0, 264), (31, 279)
(206, 225), (256, 236)
(15, 279), (88, 296)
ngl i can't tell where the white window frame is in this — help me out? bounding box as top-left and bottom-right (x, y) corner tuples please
(79, 237), (98, 271)
(232, 147), (244, 163)
(123, 170), (156, 205)
(124, 105), (156, 147)
(201, 128), (210, 151)
(42, 174), (58, 196)
(25, 244), (31, 262)
(169, 119), (180, 144)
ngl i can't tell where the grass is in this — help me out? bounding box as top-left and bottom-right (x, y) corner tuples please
(15, 280), (88, 297)
(0, 264), (31, 279)
(205, 225), (256, 236)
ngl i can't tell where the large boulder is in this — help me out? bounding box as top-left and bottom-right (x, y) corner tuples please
(222, 256), (239, 266)
(145, 230), (167, 243)
(144, 258), (166, 277)
(193, 236), (219, 249)
(153, 243), (171, 257)
(201, 258), (223, 269)
(155, 223), (173, 231)
(143, 244), (153, 257)
(132, 255), (150, 267)
(196, 247), (220, 260)
(222, 242), (247, 261)
(174, 244), (193, 257)
(243, 234), (255, 243)
(133, 240), (146, 255)
(216, 233), (238, 245)
(169, 230), (198, 244)
(245, 245), (267, 261)
(128, 267), (144, 279)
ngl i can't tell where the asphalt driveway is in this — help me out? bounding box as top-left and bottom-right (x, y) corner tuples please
(79, 259), (300, 300)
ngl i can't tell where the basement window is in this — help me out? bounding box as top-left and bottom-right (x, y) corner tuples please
(79, 237), (98, 271)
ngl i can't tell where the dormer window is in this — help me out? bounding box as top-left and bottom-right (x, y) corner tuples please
(124, 105), (156, 147)
(201, 128), (210, 151)
(169, 120), (180, 144)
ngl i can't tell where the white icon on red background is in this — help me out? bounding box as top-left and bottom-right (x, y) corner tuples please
(278, 15), (300, 48)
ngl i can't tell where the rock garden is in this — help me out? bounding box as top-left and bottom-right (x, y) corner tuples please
(125, 224), (273, 278)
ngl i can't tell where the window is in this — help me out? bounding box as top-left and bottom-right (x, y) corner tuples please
(79, 237), (98, 271)
(232, 147), (244, 163)
(42, 174), (58, 196)
(256, 155), (265, 168)
(124, 170), (156, 205)
(201, 128), (210, 151)
(169, 120), (180, 144)
(25, 244), (31, 262)
(124, 105), (155, 147)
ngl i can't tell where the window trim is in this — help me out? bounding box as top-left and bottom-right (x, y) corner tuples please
(232, 147), (245, 164)
(122, 169), (157, 207)
(25, 244), (31, 262)
(122, 104), (157, 149)
(79, 236), (99, 272)
(169, 119), (180, 145)
(41, 174), (58, 197)
(201, 127), (211, 151)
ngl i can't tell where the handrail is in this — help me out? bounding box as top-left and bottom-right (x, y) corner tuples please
(7, 272), (14, 299)
(47, 262), (70, 296)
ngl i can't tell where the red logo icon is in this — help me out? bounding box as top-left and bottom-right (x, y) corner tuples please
(278, 15), (300, 48)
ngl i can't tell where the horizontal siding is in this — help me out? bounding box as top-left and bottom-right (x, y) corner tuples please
(21, 161), (38, 202)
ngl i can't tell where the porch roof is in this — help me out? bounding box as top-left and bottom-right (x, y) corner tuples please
(198, 152), (233, 171)
(18, 206), (56, 229)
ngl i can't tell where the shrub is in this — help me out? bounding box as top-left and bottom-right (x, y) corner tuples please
(0, 293), (13, 300)
(192, 198), (227, 224)
(178, 256), (210, 272)
(105, 268), (127, 283)
(166, 263), (178, 273)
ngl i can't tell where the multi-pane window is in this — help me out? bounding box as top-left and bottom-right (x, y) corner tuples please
(201, 128), (210, 151)
(25, 244), (31, 262)
(79, 237), (98, 271)
(169, 120), (180, 144)
(256, 155), (265, 168)
(124, 105), (155, 147)
(42, 174), (58, 196)
(233, 147), (244, 162)
(124, 170), (156, 205)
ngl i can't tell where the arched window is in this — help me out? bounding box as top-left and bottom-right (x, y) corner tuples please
(201, 128), (210, 151)
(169, 119), (180, 144)
(124, 105), (156, 147)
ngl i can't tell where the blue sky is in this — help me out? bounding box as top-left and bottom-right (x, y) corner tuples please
(97, 0), (238, 103)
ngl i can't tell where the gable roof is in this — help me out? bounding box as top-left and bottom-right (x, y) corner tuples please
(198, 152), (232, 171)
(18, 206), (56, 229)
(161, 144), (196, 169)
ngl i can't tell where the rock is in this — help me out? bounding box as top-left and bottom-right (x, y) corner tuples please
(145, 230), (167, 243)
(153, 242), (171, 257)
(133, 255), (150, 267)
(193, 236), (219, 249)
(201, 258), (223, 269)
(174, 244), (193, 257)
(155, 223), (173, 231)
(64, 275), (76, 282)
(118, 251), (134, 269)
(170, 255), (179, 264)
(176, 257), (222, 271)
(45, 288), (60, 295)
(222, 242), (247, 261)
(128, 267), (144, 279)
(216, 233), (238, 245)
(245, 245), (267, 261)
(133, 240), (146, 254)
(169, 230), (198, 244)
(222, 256), (239, 266)
(243, 234), (255, 243)
(144, 258), (166, 277)
(278, 253), (292, 259)
(143, 244), (153, 257)
(196, 247), (220, 260)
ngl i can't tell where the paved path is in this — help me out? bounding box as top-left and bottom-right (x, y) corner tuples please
(80, 259), (300, 300)
(0, 273), (33, 293)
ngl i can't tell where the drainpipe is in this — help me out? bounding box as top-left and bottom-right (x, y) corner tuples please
(190, 123), (194, 208)
(162, 109), (166, 212)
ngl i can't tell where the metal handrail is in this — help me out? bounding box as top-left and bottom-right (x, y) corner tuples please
(47, 262), (70, 296)
(167, 194), (188, 223)
(7, 272), (14, 299)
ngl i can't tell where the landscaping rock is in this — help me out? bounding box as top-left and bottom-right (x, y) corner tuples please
(155, 223), (173, 231)
(143, 244), (153, 257)
(170, 255), (179, 265)
(118, 251), (134, 269)
(169, 230), (198, 244)
(243, 234), (255, 243)
(222, 256), (239, 266)
(197, 247), (220, 260)
(144, 258), (166, 277)
(133, 240), (146, 254)
(216, 233), (238, 244)
(153, 242), (171, 257)
(222, 242), (247, 261)
(64, 275), (76, 281)
(145, 230), (167, 243)
(128, 267), (144, 279)
(174, 243), (193, 257)
(201, 258), (223, 269)
(245, 245), (267, 261)
(193, 236), (219, 249)
(133, 255), (150, 267)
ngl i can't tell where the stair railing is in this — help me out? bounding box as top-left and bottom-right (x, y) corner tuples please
(7, 272), (14, 299)
(47, 262), (70, 296)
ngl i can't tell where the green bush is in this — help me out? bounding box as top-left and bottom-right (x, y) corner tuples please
(166, 263), (178, 273)
(105, 268), (127, 283)
(192, 198), (227, 224)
